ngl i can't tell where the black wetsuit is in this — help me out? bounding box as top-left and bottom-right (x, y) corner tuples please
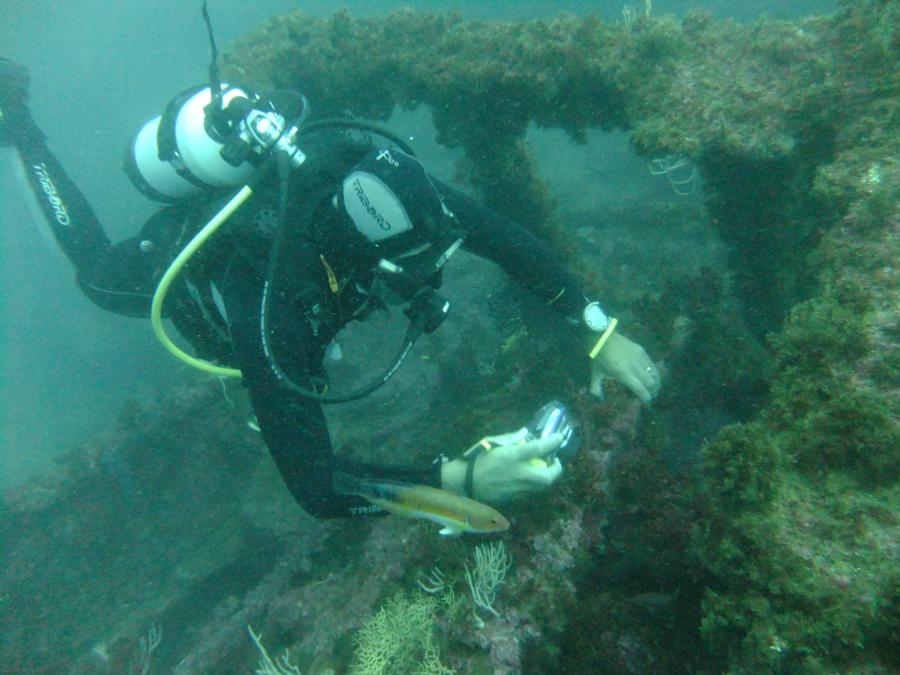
(5, 105), (591, 519)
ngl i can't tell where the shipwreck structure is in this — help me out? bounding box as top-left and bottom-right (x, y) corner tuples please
(2, 2), (897, 672)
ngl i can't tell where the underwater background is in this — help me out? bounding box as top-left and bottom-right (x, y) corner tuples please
(2, 0), (898, 674)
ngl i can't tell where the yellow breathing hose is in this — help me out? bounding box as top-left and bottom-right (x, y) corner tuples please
(150, 185), (254, 378)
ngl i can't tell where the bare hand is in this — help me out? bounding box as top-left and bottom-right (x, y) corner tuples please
(442, 429), (564, 503)
(590, 332), (661, 404)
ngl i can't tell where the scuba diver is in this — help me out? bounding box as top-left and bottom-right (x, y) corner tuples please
(0, 41), (659, 522)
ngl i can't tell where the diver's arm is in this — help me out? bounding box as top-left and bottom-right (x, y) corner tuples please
(436, 180), (590, 322)
(2, 59), (170, 317)
(219, 257), (441, 519)
(436, 179), (662, 403)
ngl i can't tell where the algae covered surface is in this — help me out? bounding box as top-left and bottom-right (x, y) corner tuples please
(2, 1), (898, 673)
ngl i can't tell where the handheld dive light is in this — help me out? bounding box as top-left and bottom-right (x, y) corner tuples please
(527, 400), (580, 466)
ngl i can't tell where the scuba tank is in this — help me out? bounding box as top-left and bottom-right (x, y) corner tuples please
(136, 1), (461, 403)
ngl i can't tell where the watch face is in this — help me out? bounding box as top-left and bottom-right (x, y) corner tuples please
(584, 304), (609, 331)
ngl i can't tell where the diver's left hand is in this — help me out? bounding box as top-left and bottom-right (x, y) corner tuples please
(590, 331), (661, 404)
(441, 429), (563, 503)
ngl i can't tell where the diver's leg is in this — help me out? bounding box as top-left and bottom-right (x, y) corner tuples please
(1, 58), (110, 270)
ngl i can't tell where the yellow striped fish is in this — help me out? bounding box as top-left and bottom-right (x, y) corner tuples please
(333, 471), (509, 536)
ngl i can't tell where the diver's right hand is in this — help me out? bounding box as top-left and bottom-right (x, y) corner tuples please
(441, 428), (564, 504)
(0, 58), (30, 108)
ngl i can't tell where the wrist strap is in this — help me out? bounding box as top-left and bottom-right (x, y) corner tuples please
(589, 317), (618, 359)
(462, 439), (492, 498)
(463, 452), (478, 498)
